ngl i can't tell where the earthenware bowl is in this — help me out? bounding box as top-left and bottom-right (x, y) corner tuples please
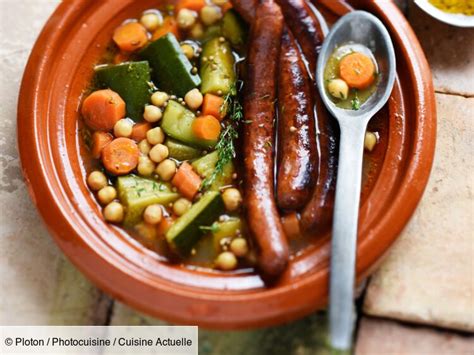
(17, 0), (436, 329)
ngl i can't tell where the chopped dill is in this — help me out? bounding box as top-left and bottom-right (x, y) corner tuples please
(351, 90), (361, 110)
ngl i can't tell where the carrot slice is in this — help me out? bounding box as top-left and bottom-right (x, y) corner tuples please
(171, 162), (202, 200)
(113, 22), (148, 52)
(176, 0), (206, 13)
(339, 52), (376, 89)
(81, 89), (126, 131)
(131, 122), (152, 142)
(152, 17), (180, 41)
(221, 2), (233, 13)
(91, 131), (113, 159)
(157, 216), (174, 238)
(202, 94), (225, 120)
(281, 212), (301, 239)
(192, 115), (222, 141)
(102, 137), (140, 175)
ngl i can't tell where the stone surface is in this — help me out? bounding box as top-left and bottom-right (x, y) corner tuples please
(0, 0), (108, 325)
(355, 317), (474, 355)
(364, 93), (474, 332)
(111, 302), (333, 355)
(408, 1), (474, 97)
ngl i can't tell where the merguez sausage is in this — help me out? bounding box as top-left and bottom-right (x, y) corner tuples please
(243, 0), (289, 278)
(277, 28), (317, 210)
(231, 0), (256, 23)
(277, 0), (338, 234)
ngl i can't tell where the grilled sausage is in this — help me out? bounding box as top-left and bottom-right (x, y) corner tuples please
(243, 0), (289, 278)
(277, 28), (317, 210)
(277, 0), (338, 234)
(231, 0), (257, 23)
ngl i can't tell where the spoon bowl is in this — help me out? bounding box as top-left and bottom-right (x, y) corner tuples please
(316, 10), (396, 351)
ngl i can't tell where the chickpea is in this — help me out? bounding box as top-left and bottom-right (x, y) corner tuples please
(138, 139), (152, 155)
(222, 188), (242, 212)
(190, 23), (204, 39)
(140, 12), (163, 32)
(173, 198), (192, 216)
(149, 144), (169, 163)
(364, 131), (378, 152)
(156, 159), (176, 181)
(113, 119), (133, 138)
(181, 44), (194, 60)
(177, 9), (196, 29)
(184, 88), (203, 110)
(230, 238), (249, 257)
(200, 5), (222, 26)
(87, 171), (108, 191)
(143, 204), (163, 225)
(151, 91), (169, 107)
(137, 156), (156, 176)
(212, 0), (228, 6)
(146, 127), (165, 145)
(328, 79), (349, 100)
(103, 201), (124, 223)
(215, 251), (238, 271)
(143, 105), (162, 123)
(97, 186), (117, 205)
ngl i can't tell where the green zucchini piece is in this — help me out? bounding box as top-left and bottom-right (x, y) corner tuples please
(94, 61), (151, 121)
(200, 38), (236, 95)
(161, 100), (217, 148)
(212, 218), (242, 251)
(166, 191), (225, 255)
(221, 10), (247, 49)
(165, 138), (202, 161)
(201, 24), (222, 42)
(139, 33), (201, 97)
(192, 151), (235, 191)
(117, 175), (179, 227)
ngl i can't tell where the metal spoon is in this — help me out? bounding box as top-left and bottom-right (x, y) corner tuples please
(316, 11), (396, 351)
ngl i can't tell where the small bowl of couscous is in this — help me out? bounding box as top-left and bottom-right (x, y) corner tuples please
(414, 0), (474, 27)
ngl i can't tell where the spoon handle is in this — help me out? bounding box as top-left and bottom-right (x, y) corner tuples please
(329, 121), (368, 350)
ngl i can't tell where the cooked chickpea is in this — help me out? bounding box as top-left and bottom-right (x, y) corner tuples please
(151, 91), (169, 107)
(146, 127), (165, 145)
(181, 44), (194, 60)
(212, 0), (229, 6)
(215, 251), (238, 271)
(173, 198), (192, 216)
(143, 104), (162, 123)
(200, 6), (222, 26)
(328, 79), (349, 100)
(177, 9), (196, 29)
(97, 186), (117, 205)
(184, 88), (203, 110)
(140, 12), (163, 32)
(222, 188), (242, 212)
(230, 238), (249, 257)
(143, 204), (163, 225)
(113, 119), (133, 138)
(149, 144), (169, 163)
(103, 201), (124, 223)
(364, 131), (378, 152)
(137, 156), (156, 176)
(190, 23), (204, 39)
(156, 159), (176, 181)
(138, 139), (152, 155)
(87, 171), (108, 191)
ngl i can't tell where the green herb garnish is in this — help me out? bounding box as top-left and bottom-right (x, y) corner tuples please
(351, 90), (361, 110)
(199, 222), (220, 233)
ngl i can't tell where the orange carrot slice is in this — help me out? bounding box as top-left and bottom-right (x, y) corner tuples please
(102, 137), (140, 175)
(81, 89), (126, 131)
(131, 122), (152, 142)
(192, 115), (222, 141)
(339, 52), (376, 89)
(171, 162), (202, 200)
(152, 17), (180, 41)
(91, 131), (113, 159)
(202, 93), (225, 120)
(176, 0), (206, 13)
(113, 22), (148, 52)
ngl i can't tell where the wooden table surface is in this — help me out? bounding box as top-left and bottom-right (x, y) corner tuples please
(1, 1), (472, 353)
